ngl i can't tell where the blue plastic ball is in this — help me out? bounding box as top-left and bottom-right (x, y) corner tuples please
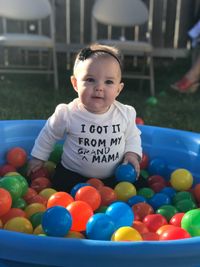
(160, 187), (177, 199)
(70, 182), (90, 197)
(42, 206), (72, 237)
(127, 195), (147, 206)
(86, 213), (115, 240)
(115, 163), (137, 183)
(148, 193), (171, 210)
(106, 201), (134, 230)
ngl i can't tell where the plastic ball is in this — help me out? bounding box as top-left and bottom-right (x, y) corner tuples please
(0, 188), (12, 216)
(25, 203), (46, 218)
(193, 183), (200, 203)
(65, 231), (85, 239)
(142, 232), (159, 241)
(148, 193), (171, 210)
(39, 188), (57, 200)
(12, 197), (27, 209)
(75, 186), (101, 211)
(30, 211), (44, 228)
(0, 208), (26, 224)
(42, 206), (72, 237)
(48, 143), (63, 164)
(160, 187), (176, 199)
(0, 176), (23, 202)
(140, 153), (149, 170)
(114, 182), (136, 202)
(67, 201), (93, 232)
(169, 213), (185, 227)
(159, 226), (191, 240)
(33, 224), (45, 235)
(170, 168), (193, 191)
(86, 213), (115, 240)
(6, 147), (27, 168)
(156, 205), (178, 221)
(30, 177), (52, 193)
(86, 178), (104, 190)
(4, 217), (33, 234)
(173, 191), (195, 205)
(29, 167), (50, 180)
(0, 164), (16, 176)
(115, 163), (137, 183)
(47, 191), (73, 209)
(98, 186), (117, 206)
(136, 117), (144, 125)
(70, 183), (90, 198)
(28, 194), (47, 206)
(181, 209), (200, 237)
(106, 201), (134, 230)
(23, 187), (37, 203)
(127, 195), (146, 206)
(132, 202), (154, 221)
(175, 199), (197, 213)
(146, 96), (158, 106)
(112, 226), (142, 241)
(132, 221), (149, 234)
(143, 214), (168, 232)
(4, 174), (28, 197)
(137, 187), (154, 199)
(43, 161), (56, 177)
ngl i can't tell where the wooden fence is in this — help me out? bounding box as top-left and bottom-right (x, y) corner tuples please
(0, 0), (199, 68)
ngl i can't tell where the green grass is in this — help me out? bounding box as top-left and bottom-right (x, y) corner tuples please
(0, 58), (200, 132)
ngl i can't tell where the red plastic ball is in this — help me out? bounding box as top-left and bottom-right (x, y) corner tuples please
(98, 186), (117, 206)
(30, 177), (51, 193)
(169, 213), (185, 227)
(0, 208), (26, 224)
(29, 167), (50, 180)
(132, 202), (154, 221)
(140, 153), (149, 170)
(86, 178), (104, 190)
(6, 147), (27, 168)
(143, 214), (168, 232)
(159, 226), (191, 240)
(0, 188), (12, 216)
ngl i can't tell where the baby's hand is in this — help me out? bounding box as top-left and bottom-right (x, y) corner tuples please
(123, 152), (140, 178)
(27, 157), (44, 177)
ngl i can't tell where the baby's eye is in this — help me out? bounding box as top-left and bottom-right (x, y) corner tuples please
(105, 80), (114, 84)
(86, 77), (95, 82)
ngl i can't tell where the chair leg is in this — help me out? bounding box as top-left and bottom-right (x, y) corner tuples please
(149, 55), (155, 96)
(52, 47), (59, 90)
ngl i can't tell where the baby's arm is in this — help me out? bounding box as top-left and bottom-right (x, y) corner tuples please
(27, 157), (44, 176)
(123, 151), (140, 177)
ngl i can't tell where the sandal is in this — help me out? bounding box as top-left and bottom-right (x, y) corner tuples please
(171, 76), (199, 93)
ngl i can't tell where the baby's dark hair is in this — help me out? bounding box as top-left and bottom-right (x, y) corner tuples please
(73, 43), (122, 75)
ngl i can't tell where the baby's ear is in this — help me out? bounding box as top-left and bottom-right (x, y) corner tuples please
(70, 75), (78, 92)
(118, 82), (124, 94)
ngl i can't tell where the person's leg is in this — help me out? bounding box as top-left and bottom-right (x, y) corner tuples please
(171, 55), (200, 93)
(51, 163), (88, 193)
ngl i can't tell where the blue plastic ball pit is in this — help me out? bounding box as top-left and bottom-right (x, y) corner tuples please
(0, 120), (200, 267)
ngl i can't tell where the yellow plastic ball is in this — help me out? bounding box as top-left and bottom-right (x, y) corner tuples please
(112, 226), (142, 241)
(114, 182), (136, 201)
(65, 231), (85, 239)
(25, 203), (46, 218)
(4, 217), (33, 234)
(33, 224), (45, 235)
(39, 188), (57, 200)
(170, 168), (193, 191)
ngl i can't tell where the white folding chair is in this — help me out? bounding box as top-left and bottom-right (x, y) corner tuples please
(91, 0), (155, 96)
(0, 0), (58, 90)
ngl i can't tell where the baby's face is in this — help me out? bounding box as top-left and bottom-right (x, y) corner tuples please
(72, 56), (124, 114)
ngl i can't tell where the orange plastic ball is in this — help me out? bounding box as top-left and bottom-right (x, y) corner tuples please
(47, 191), (74, 209)
(6, 147), (27, 168)
(75, 186), (101, 211)
(67, 201), (93, 232)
